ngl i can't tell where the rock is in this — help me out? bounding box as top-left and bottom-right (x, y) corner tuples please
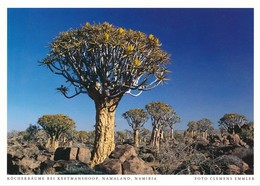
(109, 144), (137, 163)
(97, 144), (154, 175)
(227, 164), (241, 174)
(54, 147), (91, 164)
(8, 146), (25, 159)
(122, 156), (154, 174)
(215, 155), (249, 174)
(23, 144), (40, 158)
(96, 159), (122, 174)
(141, 153), (155, 163)
(77, 148), (91, 164)
(7, 153), (19, 174)
(19, 157), (41, 170)
(191, 165), (200, 171)
(242, 162), (249, 172)
(54, 147), (78, 161)
(69, 148), (78, 160)
(54, 147), (71, 161)
(146, 154), (155, 162)
(231, 147), (253, 168)
(40, 160), (56, 174)
(37, 154), (48, 162)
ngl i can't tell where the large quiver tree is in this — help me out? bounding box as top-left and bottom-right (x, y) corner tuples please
(40, 22), (170, 165)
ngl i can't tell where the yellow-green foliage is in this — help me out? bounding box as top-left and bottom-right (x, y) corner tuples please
(37, 114), (76, 140)
(41, 22), (170, 99)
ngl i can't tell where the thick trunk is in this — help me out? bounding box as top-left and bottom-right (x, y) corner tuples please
(46, 137), (59, 151)
(91, 99), (118, 166)
(150, 125), (157, 146)
(134, 129), (139, 147)
(150, 126), (160, 151)
(51, 138), (59, 150)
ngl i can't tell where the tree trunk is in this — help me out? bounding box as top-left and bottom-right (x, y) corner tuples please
(51, 138), (59, 150)
(171, 128), (174, 139)
(150, 125), (157, 146)
(134, 129), (139, 147)
(91, 99), (118, 166)
(150, 126), (161, 151)
(46, 137), (59, 151)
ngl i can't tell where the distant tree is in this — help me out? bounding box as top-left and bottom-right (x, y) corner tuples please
(78, 130), (88, 143)
(24, 124), (40, 141)
(239, 121), (254, 146)
(139, 127), (151, 144)
(197, 118), (214, 138)
(122, 108), (148, 147)
(145, 101), (176, 150)
(218, 113), (248, 134)
(37, 114), (76, 150)
(124, 129), (133, 140)
(167, 115), (181, 140)
(87, 130), (96, 145)
(40, 22), (170, 165)
(186, 121), (198, 138)
(115, 131), (126, 144)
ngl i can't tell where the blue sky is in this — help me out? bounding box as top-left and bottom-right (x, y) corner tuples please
(7, 8), (254, 132)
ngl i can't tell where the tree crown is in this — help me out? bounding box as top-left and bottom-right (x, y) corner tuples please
(145, 101), (178, 128)
(218, 113), (248, 133)
(40, 22), (170, 100)
(122, 108), (148, 130)
(37, 114), (76, 139)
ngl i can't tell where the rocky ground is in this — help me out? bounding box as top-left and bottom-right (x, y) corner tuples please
(7, 133), (253, 175)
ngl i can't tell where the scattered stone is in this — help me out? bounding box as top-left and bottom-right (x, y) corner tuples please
(122, 156), (154, 174)
(96, 159), (122, 174)
(97, 144), (154, 175)
(54, 147), (91, 164)
(109, 144), (137, 163)
(18, 157), (41, 170)
(77, 148), (91, 164)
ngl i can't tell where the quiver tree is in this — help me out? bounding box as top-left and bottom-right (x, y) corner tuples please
(167, 114), (180, 140)
(37, 114), (76, 150)
(218, 113), (248, 134)
(145, 101), (176, 150)
(197, 118), (214, 139)
(78, 130), (88, 143)
(116, 131), (126, 144)
(40, 22), (170, 165)
(186, 121), (198, 138)
(24, 124), (40, 141)
(122, 108), (148, 147)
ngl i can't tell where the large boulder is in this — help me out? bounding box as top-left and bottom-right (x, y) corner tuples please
(54, 147), (91, 164)
(54, 147), (77, 161)
(7, 153), (19, 174)
(109, 144), (137, 163)
(96, 144), (154, 174)
(122, 156), (154, 174)
(78, 148), (91, 164)
(97, 159), (122, 174)
(40, 159), (56, 174)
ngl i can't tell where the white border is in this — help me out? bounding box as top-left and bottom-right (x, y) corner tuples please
(1, 0), (259, 186)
